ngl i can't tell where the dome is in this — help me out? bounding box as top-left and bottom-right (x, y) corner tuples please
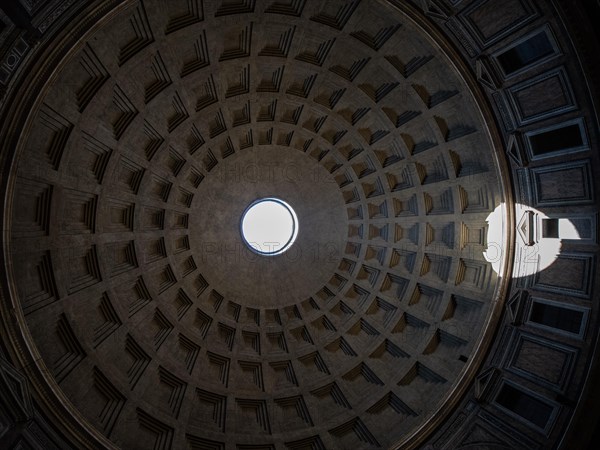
(0, 1), (599, 449)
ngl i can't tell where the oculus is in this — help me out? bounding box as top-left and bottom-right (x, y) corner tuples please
(241, 197), (298, 256)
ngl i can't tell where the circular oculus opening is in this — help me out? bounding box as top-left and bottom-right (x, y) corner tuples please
(241, 198), (298, 256)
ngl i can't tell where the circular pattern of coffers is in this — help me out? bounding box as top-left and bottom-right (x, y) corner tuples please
(7, 0), (510, 448)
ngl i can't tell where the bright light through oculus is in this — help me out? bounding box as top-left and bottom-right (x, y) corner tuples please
(484, 203), (584, 277)
(241, 198), (298, 255)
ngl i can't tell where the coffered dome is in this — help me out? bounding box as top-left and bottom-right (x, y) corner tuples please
(0, 1), (599, 449)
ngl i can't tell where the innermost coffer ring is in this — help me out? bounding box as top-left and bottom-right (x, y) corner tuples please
(240, 197), (299, 256)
